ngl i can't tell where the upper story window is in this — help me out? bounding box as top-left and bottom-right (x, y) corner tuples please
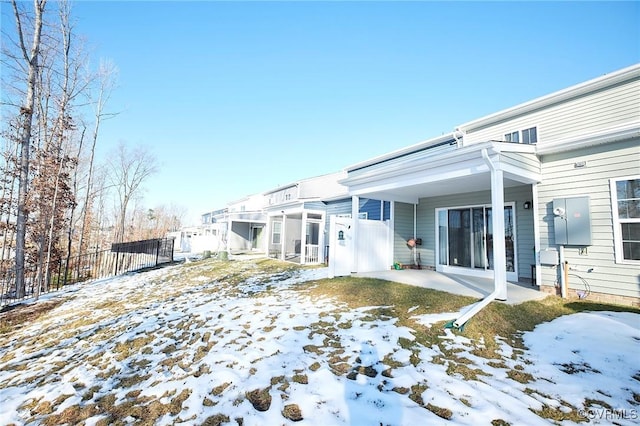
(504, 127), (537, 144)
(611, 176), (640, 262)
(504, 131), (519, 143)
(522, 127), (537, 144)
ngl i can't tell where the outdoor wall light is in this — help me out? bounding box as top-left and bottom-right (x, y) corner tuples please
(338, 230), (345, 241)
(523, 201), (532, 210)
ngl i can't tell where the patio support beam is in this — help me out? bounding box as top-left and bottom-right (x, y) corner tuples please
(280, 214), (287, 261)
(352, 195), (359, 273)
(300, 210), (308, 264)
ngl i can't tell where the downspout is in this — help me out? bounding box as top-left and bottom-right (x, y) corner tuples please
(451, 148), (507, 329)
(413, 203), (417, 265)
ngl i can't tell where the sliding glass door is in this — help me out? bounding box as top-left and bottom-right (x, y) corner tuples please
(438, 204), (516, 279)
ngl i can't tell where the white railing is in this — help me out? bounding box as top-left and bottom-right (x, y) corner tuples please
(305, 244), (320, 264)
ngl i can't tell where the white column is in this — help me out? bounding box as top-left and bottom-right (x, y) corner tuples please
(300, 210), (308, 264)
(491, 168), (507, 301)
(532, 183), (541, 286)
(351, 195), (359, 273)
(319, 212), (326, 264)
(280, 214), (286, 260)
(389, 201), (395, 268)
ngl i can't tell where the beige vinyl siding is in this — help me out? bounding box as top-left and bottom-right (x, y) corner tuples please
(500, 152), (541, 175)
(536, 138), (640, 299)
(415, 186), (534, 279)
(393, 202), (415, 265)
(464, 78), (640, 146)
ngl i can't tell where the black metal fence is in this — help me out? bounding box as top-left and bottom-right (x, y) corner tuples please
(0, 237), (174, 308)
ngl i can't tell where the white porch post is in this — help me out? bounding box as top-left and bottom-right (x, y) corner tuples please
(280, 214), (286, 261)
(490, 168), (508, 301)
(532, 183), (541, 286)
(351, 195), (359, 273)
(300, 210), (308, 264)
(319, 212), (326, 264)
(225, 220), (231, 253)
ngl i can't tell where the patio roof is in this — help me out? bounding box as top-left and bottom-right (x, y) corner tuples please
(341, 141), (541, 203)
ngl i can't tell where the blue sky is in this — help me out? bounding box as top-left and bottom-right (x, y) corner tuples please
(20, 1), (640, 224)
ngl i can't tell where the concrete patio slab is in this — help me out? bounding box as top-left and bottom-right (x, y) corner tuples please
(354, 269), (549, 305)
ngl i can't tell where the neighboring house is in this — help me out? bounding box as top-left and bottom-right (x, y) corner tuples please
(338, 64), (640, 306)
(264, 172), (349, 264)
(212, 194), (268, 254)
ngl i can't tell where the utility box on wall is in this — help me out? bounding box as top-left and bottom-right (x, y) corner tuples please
(553, 196), (592, 246)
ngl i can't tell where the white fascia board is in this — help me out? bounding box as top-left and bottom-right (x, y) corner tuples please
(344, 132), (456, 172)
(458, 64), (640, 132)
(343, 142), (496, 186)
(348, 162), (491, 194)
(536, 122), (640, 155)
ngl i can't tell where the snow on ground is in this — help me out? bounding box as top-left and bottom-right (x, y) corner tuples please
(0, 260), (638, 425)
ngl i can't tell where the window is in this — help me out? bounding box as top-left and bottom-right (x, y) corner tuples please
(272, 221), (282, 245)
(611, 177), (640, 262)
(522, 127), (537, 144)
(504, 131), (519, 143)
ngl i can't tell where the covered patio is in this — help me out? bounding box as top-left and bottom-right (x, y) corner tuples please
(355, 269), (547, 305)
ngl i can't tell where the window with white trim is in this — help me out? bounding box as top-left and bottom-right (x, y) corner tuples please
(612, 176), (640, 262)
(504, 131), (519, 143)
(522, 127), (537, 144)
(272, 221), (282, 245)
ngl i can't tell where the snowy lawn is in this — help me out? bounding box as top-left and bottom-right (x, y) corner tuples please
(0, 258), (638, 426)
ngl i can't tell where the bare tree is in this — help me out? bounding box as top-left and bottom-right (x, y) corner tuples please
(106, 142), (157, 243)
(77, 60), (119, 259)
(11, 0), (47, 298)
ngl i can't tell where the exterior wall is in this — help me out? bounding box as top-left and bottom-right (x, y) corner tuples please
(302, 201), (327, 211)
(266, 186), (298, 206)
(325, 199), (353, 217)
(415, 186), (534, 280)
(360, 198), (383, 220)
(501, 151), (541, 176)
(285, 217), (302, 255)
(536, 138), (640, 300)
(298, 171), (349, 199)
(228, 193), (264, 212)
(393, 202), (415, 265)
(462, 78), (640, 147)
(229, 222), (251, 251)
(324, 199), (352, 255)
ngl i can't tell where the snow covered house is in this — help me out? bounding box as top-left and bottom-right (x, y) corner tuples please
(336, 64), (640, 307)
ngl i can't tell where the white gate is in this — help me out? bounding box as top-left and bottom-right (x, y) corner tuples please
(328, 216), (390, 278)
(356, 219), (390, 273)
